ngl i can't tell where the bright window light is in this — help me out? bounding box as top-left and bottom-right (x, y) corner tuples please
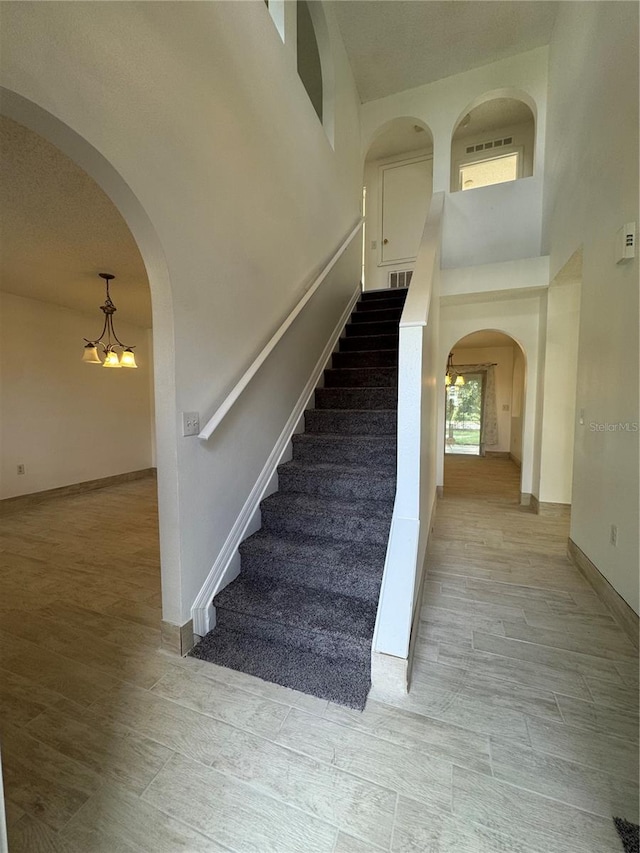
(460, 153), (519, 191)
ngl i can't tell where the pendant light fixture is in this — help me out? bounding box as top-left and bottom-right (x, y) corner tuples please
(82, 273), (137, 368)
(445, 352), (464, 387)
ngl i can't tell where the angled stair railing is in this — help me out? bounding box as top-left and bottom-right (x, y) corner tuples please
(198, 218), (364, 441)
(371, 191), (445, 691)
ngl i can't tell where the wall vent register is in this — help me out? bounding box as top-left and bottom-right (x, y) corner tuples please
(465, 137), (513, 154)
(388, 270), (413, 289)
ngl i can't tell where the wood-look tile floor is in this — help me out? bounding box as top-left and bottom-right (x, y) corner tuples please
(1, 462), (638, 852)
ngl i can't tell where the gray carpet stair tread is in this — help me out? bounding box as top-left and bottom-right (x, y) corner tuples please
(339, 333), (398, 351)
(315, 387), (397, 409)
(190, 628), (371, 709)
(324, 366), (398, 386)
(260, 491), (394, 520)
(278, 459), (392, 477)
(331, 349), (398, 368)
(239, 530), (386, 601)
(291, 432), (396, 467)
(240, 529), (387, 574)
(304, 408), (397, 435)
(214, 576), (377, 642)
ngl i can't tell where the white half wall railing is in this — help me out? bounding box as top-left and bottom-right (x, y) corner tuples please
(191, 220), (363, 637)
(371, 192), (444, 692)
(199, 219), (364, 441)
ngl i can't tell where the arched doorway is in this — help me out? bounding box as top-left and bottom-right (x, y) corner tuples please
(442, 330), (527, 501)
(0, 88), (179, 631)
(450, 96), (536, 193)
(362, 117), (434, 291)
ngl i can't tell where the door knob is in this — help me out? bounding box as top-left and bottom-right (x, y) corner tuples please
(383, 238), (389, 245)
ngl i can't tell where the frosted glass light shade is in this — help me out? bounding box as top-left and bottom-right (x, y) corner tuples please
(120, 348), (138, 368)
(445, 374), (451, 386)
(455, 374), (465, 386)
(82, 344), (101, 364)
(103, 350), (122, 368)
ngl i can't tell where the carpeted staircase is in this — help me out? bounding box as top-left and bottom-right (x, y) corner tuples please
(190, 286), (407, 709)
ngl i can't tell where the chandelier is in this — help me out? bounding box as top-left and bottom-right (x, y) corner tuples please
(445, 352), (464, 387)
(82, 273), (137, 368)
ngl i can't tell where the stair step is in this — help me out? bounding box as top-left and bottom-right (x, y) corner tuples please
(260, 492), (393, 544)
(323, 366), (397, 388)
(356, 298), (405, 313)
(239, 530), (386, 600)
(339, 333), (398, 352)
(214, 576), (376, 663)
(278, 460), (396, 501)
(345, 319), (398, 337)
(292, 433), (396, 466)
(304, 408), (396, 435)
(315, 387), (397, 410)
(190, 627), (371, 709)
(331, 349), (398, 369)
(350, 307), (403, 323)
(360, 288), (408, 301)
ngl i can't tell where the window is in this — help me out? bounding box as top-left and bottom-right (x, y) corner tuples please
(459, 152), (519, 191)
(297, 0), (323, 123)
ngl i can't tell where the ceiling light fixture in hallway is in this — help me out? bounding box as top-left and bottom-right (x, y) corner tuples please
(445, 351), (465, 386)
(82, 273), (137, 368)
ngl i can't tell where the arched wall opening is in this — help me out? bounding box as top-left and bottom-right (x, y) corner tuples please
(437, 323), (536, 504)
(450, 94), (536, 193)
(362, 117), (434, 291)
(0, 88), (181, 626)
(298, 0), (336, 147)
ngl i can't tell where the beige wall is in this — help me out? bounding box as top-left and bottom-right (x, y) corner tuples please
(0, 292), (153, 499)
(544, 1), (639, 613)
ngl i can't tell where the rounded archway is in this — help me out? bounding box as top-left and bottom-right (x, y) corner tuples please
(362, 117), (434, 291)
(450, 96), (536, 193)
(440, 329), (527, 501)
(0, 87), (180, 623)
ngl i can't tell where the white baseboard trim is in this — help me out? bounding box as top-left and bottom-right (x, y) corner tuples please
(191, 285), (361, 637)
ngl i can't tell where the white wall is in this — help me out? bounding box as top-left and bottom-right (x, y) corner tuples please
(0, 292), (153, 498)
(439, 292), (543, 497)
(0, 1), (362, 625)
(544, 1), (639, 613)
(363, 147), (432, 290)
(360, 48), (548, 270)
(449, 345), (515, 454)
(537, 280), (581, 504)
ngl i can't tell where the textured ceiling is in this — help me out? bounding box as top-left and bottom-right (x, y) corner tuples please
(0, 116), (151, 327)
(454, 330), (519, 349)
(333, 1), (558, 102)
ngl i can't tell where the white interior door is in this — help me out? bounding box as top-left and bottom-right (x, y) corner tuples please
(381, 158), (432, 264)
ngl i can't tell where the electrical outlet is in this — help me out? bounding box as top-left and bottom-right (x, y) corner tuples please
(610, 524), (618, 547)
(17, 464), (25, 475)
(181, 412), (200, 437)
